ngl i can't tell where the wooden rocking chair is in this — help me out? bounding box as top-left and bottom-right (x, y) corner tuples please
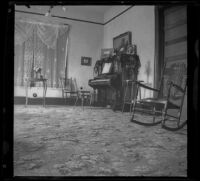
(130, 61), (187, 131)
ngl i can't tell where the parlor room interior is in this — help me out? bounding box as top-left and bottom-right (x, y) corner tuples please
(14, 5), (188, 176)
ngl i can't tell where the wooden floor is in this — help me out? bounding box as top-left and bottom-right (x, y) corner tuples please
(14, 105), (187, 176)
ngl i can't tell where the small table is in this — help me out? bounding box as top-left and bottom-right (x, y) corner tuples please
(74, 90), (91, 110)
(25, 78), (48, 107)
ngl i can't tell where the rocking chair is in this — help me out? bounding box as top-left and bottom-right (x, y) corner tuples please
(130, 61), (187, 131)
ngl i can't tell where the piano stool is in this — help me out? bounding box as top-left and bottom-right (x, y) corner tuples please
(122, 80), (142, 113)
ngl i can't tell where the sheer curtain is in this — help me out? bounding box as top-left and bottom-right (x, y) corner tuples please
(14, 19), (70, 88)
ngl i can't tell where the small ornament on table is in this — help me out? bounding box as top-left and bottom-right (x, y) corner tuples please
(34, 66), (42, 79)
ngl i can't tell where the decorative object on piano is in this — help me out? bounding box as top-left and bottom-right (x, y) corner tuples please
(120, 50), (141, 79)
(130, 46), (140, 75)
(127, 44), (137, 54)
(113, 31), (132, 53)
(81, 56), (92, 66)
(93, 60), (104, 77)
(101, 48), (114, 59)
(113, 55), (121, 73)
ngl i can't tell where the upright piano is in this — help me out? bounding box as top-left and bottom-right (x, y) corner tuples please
(88, 53), (140, 111)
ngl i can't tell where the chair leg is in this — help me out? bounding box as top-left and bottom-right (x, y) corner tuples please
(152, 106), (156, 123)
(74, 95), (79, 106)
(122, 83), (128, 113)
(161, 103), (168, 127)
(129, 103), (133, 115)
(129, 82), (134, 114)
(89, 94), (92, 106)
(176, 111), (181, 127)
(81, 96), (84, 110)
(139, 87), (141, 100)
(64, 93), (67, 104)
(130, 100), (137, 121)
(62, 91), (64, 99)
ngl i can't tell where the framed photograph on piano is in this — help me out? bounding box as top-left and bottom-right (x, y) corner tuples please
(113, 31), (132, 52)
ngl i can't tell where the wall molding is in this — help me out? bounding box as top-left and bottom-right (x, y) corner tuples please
(15, 10), (104, 25)
(104, 5), (134, 25)
(15, 5), (134, 26)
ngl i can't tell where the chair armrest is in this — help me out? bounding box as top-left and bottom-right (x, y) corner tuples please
(124, 80), (144, 84)
(170, 82), (185, 93)
(131, 80), (144, 83)
(138, 83), (160, 92)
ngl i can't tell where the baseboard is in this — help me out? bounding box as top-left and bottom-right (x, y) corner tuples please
(14, 96), (86, 106)
(14, 86), (62, 97)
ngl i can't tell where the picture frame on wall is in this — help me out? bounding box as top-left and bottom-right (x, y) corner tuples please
(81, 56), (92, 66)
(113, 31), (132, 52)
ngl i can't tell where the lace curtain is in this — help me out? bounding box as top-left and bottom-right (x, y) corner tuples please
(14, 20), (70, 88)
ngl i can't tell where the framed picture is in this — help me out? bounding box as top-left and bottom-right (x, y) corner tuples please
(101, 48), (114, 59)
(81, 56), (92, 66)
(113, 31), (132, 52)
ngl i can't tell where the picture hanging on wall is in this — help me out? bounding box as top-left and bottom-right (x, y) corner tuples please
(81, 56), (92, 66)
(113, 31), (132, 52)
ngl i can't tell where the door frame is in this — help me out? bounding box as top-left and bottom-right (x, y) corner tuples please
(154, 6), (165, 97)
(154, 5), (185, 97)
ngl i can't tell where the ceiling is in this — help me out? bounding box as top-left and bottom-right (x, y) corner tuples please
(64, 6), (112, 14)
(16, 5), (113, 16)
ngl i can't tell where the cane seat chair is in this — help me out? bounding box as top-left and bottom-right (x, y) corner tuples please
(59, 77), (78, 103)
(130, 61), (187, 131)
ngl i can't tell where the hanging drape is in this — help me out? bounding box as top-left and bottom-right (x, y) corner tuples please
(14, 19), (70, 88)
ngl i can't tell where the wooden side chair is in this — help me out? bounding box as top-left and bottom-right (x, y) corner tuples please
(59, 77), (78, 104)
(130, 61), (187, 131)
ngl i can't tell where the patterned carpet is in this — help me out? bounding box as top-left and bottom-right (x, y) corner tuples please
(14, 105), (187, 176)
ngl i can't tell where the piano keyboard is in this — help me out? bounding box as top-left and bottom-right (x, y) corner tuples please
(90, 79), (110, 82)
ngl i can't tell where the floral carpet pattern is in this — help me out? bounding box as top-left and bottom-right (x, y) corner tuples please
(14, 105), (187, 176)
